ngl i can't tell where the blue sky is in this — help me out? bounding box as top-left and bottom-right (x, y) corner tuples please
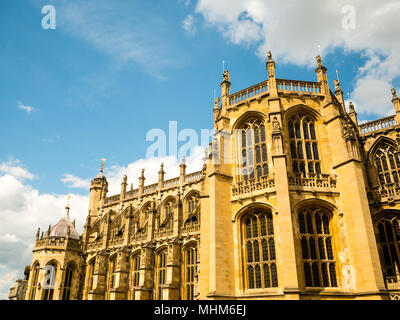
(0, 0), (399, 299)
(1, 0), (391, 195)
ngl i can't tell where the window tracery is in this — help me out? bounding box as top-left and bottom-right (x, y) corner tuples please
(238, 118), (268, 183)
(243, 210), (278, 290)
(288, 114), (321, 176)
(298, 208), (337, 288)
(374, 144), (400, 187)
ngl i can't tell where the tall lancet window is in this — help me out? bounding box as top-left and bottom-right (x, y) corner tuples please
(298, 208), (338, 288)
(43, 261), (58, 300)
(376, 216), (400, 277)
(30, 262), (40, 300)
(288, 114), (321, 177)
(62, 263), (74, 300)
(239, 118), (268, 183)
(129, 253), (141, 300)
(374, 144), (400, 187)
(105, 256), (117, 300)
(154, 250), (167, 300)
(183, 245), (198, 300)
(243, 210), (278, 290)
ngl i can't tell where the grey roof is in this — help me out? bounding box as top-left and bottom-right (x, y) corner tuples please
(45, 216), (80, 240)
(94, 172), (106, 180)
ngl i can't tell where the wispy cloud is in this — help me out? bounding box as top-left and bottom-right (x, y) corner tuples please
(32, 0), (188, 80)
(61, 174), (91, 189)
(0, 160), (34, 181)
(194, 0), (400, 117)
(182, 14), (196, 36)
(17, 101), (34, 114)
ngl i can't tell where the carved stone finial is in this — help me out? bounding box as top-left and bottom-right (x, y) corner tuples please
(222, 70), (229, 82)
(316, 55), (323, 68)
(392, 88), (399, 100)
(214, 97), (220, 109)
(334, 79), (341, 91)
(123, 174), (127, 183)
(100, 158), (106, 173)
(267, 50), (272, 60)
(349, 101), (355, 112)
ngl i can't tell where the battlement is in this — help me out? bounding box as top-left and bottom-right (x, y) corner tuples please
(34, 236), (82, 252)
(103, 170), (204, 206)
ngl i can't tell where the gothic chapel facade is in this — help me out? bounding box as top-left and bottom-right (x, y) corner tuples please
(20, 52), (400, 300)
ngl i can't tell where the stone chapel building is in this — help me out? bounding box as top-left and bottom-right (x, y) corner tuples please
(15, 52), (400, 300)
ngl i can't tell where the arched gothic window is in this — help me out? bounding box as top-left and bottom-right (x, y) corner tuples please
(43, 261), (58, 300)
(160, 200), (174, 229)
(85, 259), (95, 298)
(376, 216), (400, 277)
(105, 257), (117, 300)
(243, 210), (278, 290)
(288, 114), (321, 176)
(137, 203), (152, 234)
(185, 193), (200, 224)
(29, 263), (40, 300)
(298, 208), (337, 288)
(183, 245), (198, 300)
(154, 250), (167, 300)
(238, 118), (268, 183)
(62, 263), (74, 300)
(129, 253), (141, 300)
(374, 144), (400, 187)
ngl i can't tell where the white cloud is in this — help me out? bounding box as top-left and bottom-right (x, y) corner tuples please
(0, 271), (18, 300)
(0, 160), (89, 299)
(0, 160), (34, 181)
(194, 0), (400, 117)
(182, 14), (196, 36)
(17, 101), (34, 114)
(61, 174), (91, 190)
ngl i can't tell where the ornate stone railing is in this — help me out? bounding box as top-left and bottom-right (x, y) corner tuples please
(124, 189), (139, 199)
(131, 231), (147, 242)
(288, 173), (337, 190)
(229, 80), (269, 106)
(180, 222), (200, 234)
(277, 79), (322, 94)
(232, 176), (275, 196)
(385, 274), (400, 300)
(104, 194), (120, 205)
(359, 115), (396, 135)
(143, 183), (158, 194)
(163, 177), (180, 189)
(86, 239), (102, 250)
(154, 227), (174, 239)
(185, 171), (203, 183)
(372, 184), (400, 202)
(103, 171), (203, 205)
(108, 236), (124, 246)
(34, 237), (82, 250)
